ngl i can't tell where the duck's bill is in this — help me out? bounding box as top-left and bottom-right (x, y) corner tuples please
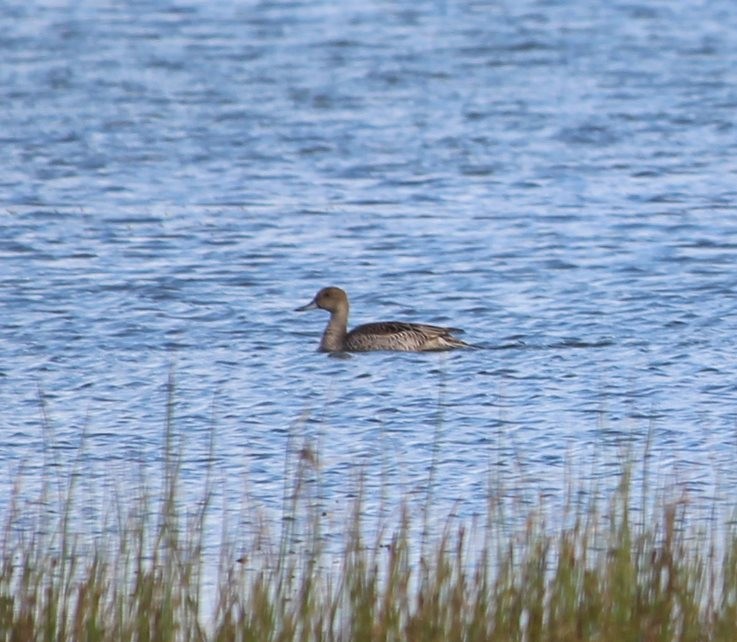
(294, 299), (318, 311)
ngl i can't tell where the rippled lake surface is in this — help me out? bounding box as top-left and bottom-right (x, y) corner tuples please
(3, 0), (737, 553)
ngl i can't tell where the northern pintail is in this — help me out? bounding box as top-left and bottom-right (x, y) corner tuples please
(295, 286), (470, 352)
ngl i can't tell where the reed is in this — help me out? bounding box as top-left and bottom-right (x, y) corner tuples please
(2, 401), (737, 641)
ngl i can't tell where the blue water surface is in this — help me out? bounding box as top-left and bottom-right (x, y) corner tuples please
(2, 0), (737, 557)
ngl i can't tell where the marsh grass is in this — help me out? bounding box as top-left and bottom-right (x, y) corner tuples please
(2, 393), (737, 641)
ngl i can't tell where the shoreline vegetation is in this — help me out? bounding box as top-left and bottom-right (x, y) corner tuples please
(3, 389), (737, 640)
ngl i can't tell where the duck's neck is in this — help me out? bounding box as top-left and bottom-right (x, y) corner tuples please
(320, 308), (349, 352)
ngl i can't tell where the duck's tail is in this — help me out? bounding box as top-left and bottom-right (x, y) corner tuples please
(422, 332), (472, 351)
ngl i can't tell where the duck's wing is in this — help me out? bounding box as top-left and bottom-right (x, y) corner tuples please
(346, 322), (469, 351)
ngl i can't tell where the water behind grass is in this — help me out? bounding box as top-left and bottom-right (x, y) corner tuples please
(3, 415), (737, 640)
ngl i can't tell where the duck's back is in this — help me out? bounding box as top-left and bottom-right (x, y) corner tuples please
(344, 321), (468, 352)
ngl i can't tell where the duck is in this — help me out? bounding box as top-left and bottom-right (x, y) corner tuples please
(295, 286), (470, 352)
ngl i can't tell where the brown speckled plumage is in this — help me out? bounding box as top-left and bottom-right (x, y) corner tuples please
(295, 286), (470, 353)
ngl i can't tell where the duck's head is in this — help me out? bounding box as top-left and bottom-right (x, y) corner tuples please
(295, 286), (348, 313)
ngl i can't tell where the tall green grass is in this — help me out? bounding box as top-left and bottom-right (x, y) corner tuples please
(2, 393), (737, 640)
